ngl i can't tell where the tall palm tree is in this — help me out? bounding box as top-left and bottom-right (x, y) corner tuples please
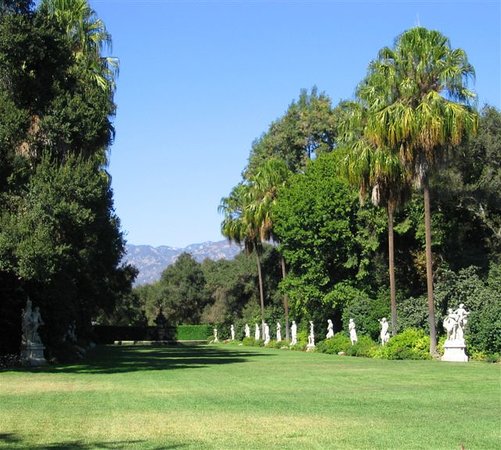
(246, 158), (292, 339)
(219, 183), (266, 335)
(39, 0), (118, 91)
(363, 27), (478, 355)
(339, 100), (409, 336)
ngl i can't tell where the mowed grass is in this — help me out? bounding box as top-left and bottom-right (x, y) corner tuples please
(0, 344), (499, 449)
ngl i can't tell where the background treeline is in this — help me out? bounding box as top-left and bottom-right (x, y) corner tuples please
(0, 1), (135, 358)
(128, 93), (500, 357)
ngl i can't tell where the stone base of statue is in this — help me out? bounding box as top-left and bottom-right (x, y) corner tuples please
(442, 339), (468, 362)
(21, 343), (47, 366)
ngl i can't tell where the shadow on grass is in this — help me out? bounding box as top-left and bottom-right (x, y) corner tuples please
(15, 344), (272, 375)
(0, 433), (187, 449)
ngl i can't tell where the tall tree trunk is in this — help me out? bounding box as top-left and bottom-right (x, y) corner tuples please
(280, 256), (290, 340)
(255, 252), (265, 337)
(423, 183), (438, 356)
(387, 204), (397, 336)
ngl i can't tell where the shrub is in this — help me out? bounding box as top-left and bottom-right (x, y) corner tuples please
(341, 291), (390, 341)
(176, 324), (212, 341)
(316, 332), (351, 355)
(345, 335), (378, 357)
(242, 337), (263, 347)
(379, 328), (431, 360)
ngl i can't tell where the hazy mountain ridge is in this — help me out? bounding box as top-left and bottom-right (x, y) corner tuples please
(125, 240), (242, 286)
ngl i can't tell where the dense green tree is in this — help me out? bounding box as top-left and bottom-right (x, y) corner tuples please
(246, 87), (338, 175)
(156, 253), (208, 325)
(272, 152), (386, 324)
(0, 1), (129, 357)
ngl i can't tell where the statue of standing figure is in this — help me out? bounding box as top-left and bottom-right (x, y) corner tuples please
(244, 323), (250, 338)
(213, 327), (219, 343)
(349, 318), (358, 345)
(290, 320), (297, 345)
(22, 299), (44, 345)
(255, 323), (260, 341)
(264, 323), (270, 345)
(276, 322), (282, 342)
(326, 319), (334, 339)
(307, 321), (315, 348)
(379, 318), (390, 346)
(230, 324), (235, 341)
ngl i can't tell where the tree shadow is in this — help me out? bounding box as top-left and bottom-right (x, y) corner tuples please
(0, 433), (187, 449)
(14, 344), (272, 375)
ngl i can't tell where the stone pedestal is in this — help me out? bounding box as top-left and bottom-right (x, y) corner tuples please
(21, 343), (47, 366)
(442, 339), (468, 362)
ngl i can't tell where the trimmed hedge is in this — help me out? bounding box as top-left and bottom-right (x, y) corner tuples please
(177, 325), (212, 341)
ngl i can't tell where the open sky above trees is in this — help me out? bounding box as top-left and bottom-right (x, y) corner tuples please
(89, 0), (501, 248)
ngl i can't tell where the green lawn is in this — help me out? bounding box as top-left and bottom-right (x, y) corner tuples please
(0, 344), (499, 449)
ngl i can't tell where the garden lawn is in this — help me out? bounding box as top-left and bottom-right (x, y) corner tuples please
(0, 344), (499, 449)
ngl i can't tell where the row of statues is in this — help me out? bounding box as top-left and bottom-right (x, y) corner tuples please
(212, 306), (470, 350)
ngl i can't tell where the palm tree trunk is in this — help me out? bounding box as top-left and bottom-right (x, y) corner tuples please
(423, 183), (438, 356)
(387, 204), (397, 336)
(280, 256), (290, 340)
(255, 252), (265, 337)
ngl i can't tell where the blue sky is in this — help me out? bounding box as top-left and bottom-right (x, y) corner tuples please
(90, 0), (501, 248)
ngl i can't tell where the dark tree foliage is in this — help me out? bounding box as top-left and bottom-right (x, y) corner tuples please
(0, 3), (132, 357)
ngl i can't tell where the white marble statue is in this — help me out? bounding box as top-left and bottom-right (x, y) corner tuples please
(442, 304), (470, 362)
(349, 318), (358, 345)
(443, 308), (457, 340)
(244, 323), (250, 338)
(290, 320), (297, 345)
(307, 321), (315, 348)
(255, 323), (260, 341)
(379, 318), (390, 346)
(230, 324), (235, 341)
(326, 319), (334, 339)
(454, 303), (469, 341)
(213, 327), (219, 343)
(276, 322), (282, 342)
(264, 323), (270, 345)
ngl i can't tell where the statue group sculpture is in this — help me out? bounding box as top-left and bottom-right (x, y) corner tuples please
(442, 304), (470, 362)
(20, 298), (47, 366)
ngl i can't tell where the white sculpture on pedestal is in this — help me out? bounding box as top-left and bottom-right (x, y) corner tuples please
(276, 322), (282, 342)
(244, 323), (250, 338)
(442, 304), (470, 362)
(213, 327), (219, 343)
(307, 321), (315, 349)
(230, 324), (235, 341)
(379, 318), (390, 346)
(255, 323), (260, 341)
(290, 321), (297, 345)
(326, 319), (334, 339)
(264, 323), (270, 345)
(349, 318), (358, 345)
(21, 298), (47, 366)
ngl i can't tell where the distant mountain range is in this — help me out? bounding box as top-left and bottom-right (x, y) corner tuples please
(124, 240), (242, 286)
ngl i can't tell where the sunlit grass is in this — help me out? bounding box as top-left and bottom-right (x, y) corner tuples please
(1, 344), (499, 449)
